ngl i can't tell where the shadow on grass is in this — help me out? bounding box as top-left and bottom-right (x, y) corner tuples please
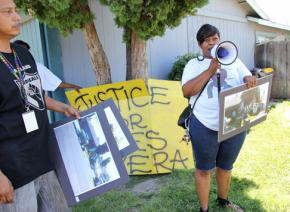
(210, 172), (266, 212)
(141, 170), (266, 212)
(73, 169), (265, 212)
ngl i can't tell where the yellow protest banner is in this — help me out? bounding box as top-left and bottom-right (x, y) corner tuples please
(66, 79), (149, 112)
(66, 79), (194, 174)
(146, 79), (194, 173)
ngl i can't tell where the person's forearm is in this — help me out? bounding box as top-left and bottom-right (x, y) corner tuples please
(182, 68), (214, 97)
(59, 82), (81, 89)
(44, 95), (69, 113)
(44, 96), (80, 118)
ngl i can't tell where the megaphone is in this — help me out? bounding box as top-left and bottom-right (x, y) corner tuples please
(210, 41), (238, 65)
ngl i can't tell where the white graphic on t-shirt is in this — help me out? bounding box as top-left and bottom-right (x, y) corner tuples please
(14, 72), (45, 110)
(207, 69), (232, 98)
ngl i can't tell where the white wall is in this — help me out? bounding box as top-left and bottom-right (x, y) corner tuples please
(16, 18), (44, 64)
(147, 18), (189, 79)
(59, 0), (278, 86)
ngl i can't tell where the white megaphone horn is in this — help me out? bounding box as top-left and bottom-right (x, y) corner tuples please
(210, 41), (238, 65)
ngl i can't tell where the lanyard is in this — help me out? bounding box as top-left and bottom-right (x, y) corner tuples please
(0, 48), (30, 111)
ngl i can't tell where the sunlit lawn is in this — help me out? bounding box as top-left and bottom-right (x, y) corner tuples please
(73, 101), (290, 212)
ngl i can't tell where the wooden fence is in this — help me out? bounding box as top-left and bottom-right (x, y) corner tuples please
(255, 41), (290, 99)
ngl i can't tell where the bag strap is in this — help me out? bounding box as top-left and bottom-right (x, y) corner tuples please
(185, 80), (209, 128)
(191, 81), (207, 109)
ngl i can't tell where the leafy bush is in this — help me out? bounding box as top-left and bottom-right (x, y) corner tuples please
(168, 53), (197, 81)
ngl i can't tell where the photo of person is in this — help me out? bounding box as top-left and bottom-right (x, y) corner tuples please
(223, 82), (270, 135)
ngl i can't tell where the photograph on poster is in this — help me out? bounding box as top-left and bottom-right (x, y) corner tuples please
(101, 99), (138, 157)
(219, 75), (272, 142)
(104, 107), (130, 150)
(50, 101), (130, 206)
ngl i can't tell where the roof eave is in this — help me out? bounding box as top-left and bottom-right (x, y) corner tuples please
(245, 0), (270, 20)
(247, 16), (290, 31)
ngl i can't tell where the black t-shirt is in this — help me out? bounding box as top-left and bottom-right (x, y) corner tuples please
(0, 44), (53, 189)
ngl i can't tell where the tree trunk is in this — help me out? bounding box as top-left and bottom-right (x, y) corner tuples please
(126, 42), (132, 80)
(82, 5), (111, 85)
(129, 30), (148, 83)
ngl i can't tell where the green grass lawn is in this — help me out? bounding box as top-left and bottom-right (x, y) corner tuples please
(73, 101), (290, 212)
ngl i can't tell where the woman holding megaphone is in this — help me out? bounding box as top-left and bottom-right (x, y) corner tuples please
(181, 24), (256, 212)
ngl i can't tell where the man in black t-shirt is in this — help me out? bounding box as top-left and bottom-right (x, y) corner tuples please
(0, 0), (80, 211)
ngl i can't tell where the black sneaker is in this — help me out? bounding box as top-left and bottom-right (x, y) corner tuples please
(216, 197), (243, 212)
(199, 207), (209, 212)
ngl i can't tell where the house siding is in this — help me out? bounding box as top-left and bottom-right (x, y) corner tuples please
(58, 0), (289, 86)
(15, 18), (44, 64)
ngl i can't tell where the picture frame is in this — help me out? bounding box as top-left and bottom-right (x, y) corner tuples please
(101, 98), (138, 157)
(218, 75), (273, 142)
(49, 100), (130, 206)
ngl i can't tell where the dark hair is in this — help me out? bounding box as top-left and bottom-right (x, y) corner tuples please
(13, 40), (31, 50)
(196, 24), (220, 45)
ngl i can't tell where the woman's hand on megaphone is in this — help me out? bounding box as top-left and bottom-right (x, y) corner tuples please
(208, 58), (221, 74)
(243, 76), (257, 88)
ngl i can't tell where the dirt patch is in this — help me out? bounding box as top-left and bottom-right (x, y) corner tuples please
(129, 178), (160, 194)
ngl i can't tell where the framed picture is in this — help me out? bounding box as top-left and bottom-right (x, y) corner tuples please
(49, 100), (130, 206)
(101, 99), (138, 157)
(218, 75), (273, 142)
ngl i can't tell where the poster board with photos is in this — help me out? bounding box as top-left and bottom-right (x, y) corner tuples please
(50, 100), (135, 206)
(218, 75), (273, 142)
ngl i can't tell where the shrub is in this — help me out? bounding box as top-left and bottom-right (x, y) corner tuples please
(168, 53), (197, 81)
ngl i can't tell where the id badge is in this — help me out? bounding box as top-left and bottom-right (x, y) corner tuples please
(22, 110), (39, 133)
